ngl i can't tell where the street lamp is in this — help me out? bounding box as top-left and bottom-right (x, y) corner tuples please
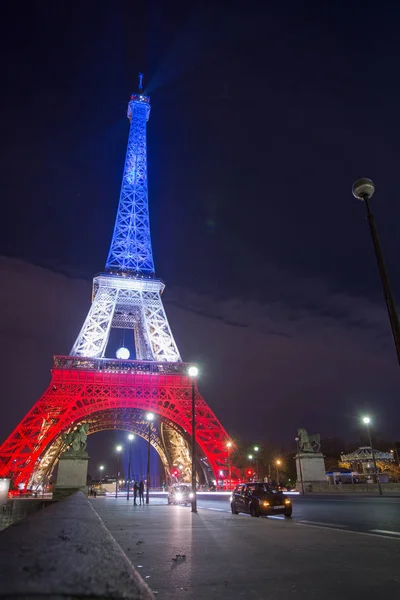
(127, 434), (134, 501)
(295, 437), (305, 495)
(352, 178), (400, 366)
(253, 446), (260, 479)
(115, 445), (122, 499)
(362, 416), (382, 496)
(275, 459), (282, 486)
(145, 413), (154, 504)
(99, 465), (104, 487)
(188, 365), (199, 513)
(226, 441), (232, 490)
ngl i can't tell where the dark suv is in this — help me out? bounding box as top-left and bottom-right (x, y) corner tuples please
(230, 482), (292, 518)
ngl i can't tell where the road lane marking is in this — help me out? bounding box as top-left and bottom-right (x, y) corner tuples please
(297, 520), (349, 529)
(198, 506), (225, 511)
(268, 515), (285, 520)
(370, 529), (400, 536)
(295, 522), (400, 541)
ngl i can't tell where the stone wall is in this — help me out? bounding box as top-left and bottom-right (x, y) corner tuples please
(302, 483), (400, 493)
(0, 491), (154, 599)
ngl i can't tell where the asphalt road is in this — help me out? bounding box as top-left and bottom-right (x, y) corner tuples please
(192, 492), (400, 538)
(93, 493), (400, 599)
(146, 491), (400, 539)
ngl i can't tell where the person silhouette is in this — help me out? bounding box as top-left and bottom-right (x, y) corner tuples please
(133, 481), (139, 506)
(139, 480), (145, 505)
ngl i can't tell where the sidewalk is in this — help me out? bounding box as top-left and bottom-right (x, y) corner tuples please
(91, 497), (400, 600)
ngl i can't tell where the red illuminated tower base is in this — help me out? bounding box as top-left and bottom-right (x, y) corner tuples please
(0, 357), (230, 488)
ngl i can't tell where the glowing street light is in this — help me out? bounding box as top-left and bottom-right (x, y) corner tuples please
(226, 441), (233, 489)
(145, 413), (154, 504)
(275, 459), (282, 486)
(254, 446), (259, 452)
(127, 434), (135, 501)
(362, 416), (382, 496)
(99, 464), (104, 487)
(115, 445), (122, 498)
(188, 365), (199, 513)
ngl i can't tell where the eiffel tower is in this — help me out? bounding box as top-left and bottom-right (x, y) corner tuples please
(0, 78), (232, 489)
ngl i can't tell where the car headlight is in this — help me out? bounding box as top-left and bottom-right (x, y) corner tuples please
(175, 493), (183, 500)
(284, 499), (291, 505)
(263, 501), (270, 507)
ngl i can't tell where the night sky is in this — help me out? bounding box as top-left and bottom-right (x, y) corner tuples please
(1, 1), (400, 474)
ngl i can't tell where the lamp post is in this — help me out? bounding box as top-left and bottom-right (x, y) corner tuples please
(115, 445), (122, 498)
(248, 454), (254, 481)
(362, 416), (382, 496)
(145, 413), (154, 505)
(352, 178), (400, 367)
(99, 465), (104, 487)
(275, 459), (281, 486)
(188, 365), (199, 513)
(254, 446), (260, 479)
(295, 437), (305, 495)
(127, 434), (134, 500)
(226, 441), (232, 489)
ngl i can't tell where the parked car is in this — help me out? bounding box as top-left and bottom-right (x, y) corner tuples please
(167, 485), (194, 505)
(230, 482), (292, 518)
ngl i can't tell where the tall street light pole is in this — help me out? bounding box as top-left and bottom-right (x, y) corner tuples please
(352, 178), (400, 366)
(188, 365), (199, 513)
(145, 413), (154, 505)
(248, 454), (254, 481)
(362, 416), (382, 496)
(226, 441), (232, 489)
(276, 459), (281, 486)
(295, 437), (305, 495)
(99, 465), (104, 487)
(254, 446), (260, 480)
(127, 434), (134, 501)
(115, 445), (122, 499)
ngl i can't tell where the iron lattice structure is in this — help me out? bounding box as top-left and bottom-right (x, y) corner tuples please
(106, 94), (154, 274)
(0, 88), (232, 487)
(0, 360), (227, 487)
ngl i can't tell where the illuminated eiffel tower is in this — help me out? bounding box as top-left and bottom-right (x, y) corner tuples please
(0, 76), (232, 489)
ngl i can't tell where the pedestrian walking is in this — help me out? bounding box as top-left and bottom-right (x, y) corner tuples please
(139, 480), (144, 505)
(133, 481), (139, 506)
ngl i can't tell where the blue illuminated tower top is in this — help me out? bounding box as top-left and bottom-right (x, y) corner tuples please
(106, 82), (154, 275)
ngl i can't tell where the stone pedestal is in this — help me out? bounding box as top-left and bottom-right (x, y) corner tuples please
(295, 452), (328, 492)
(54, 452), (89, 500)
(0, 478), (10, 504)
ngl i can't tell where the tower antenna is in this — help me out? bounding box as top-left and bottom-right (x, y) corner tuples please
(138, 72), (144, 92)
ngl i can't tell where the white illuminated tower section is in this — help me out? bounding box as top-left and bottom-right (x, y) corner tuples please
(70, 87), (181, 362)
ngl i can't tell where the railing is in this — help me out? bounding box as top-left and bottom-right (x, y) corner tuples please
(53, 355), (190, 376)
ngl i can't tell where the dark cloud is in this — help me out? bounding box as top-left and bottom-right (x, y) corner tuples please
(1, 257), (398, 454)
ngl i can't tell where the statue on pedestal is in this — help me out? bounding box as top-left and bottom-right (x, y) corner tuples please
(297, 428), (321, 453)
(62, 423), (89, 454)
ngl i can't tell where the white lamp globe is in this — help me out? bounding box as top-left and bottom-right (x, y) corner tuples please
(362, 416), (371, 425)
(116, 347), (130, 360)
(188, 366), (199, 377)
